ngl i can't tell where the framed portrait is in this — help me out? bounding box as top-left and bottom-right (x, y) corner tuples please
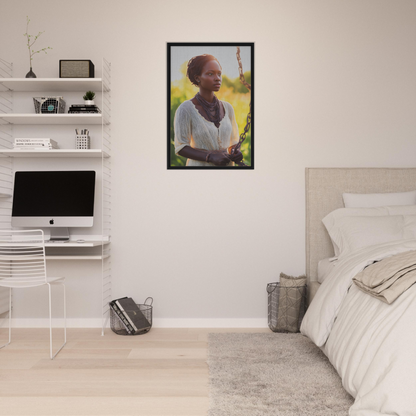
(167, 42), (254, 169)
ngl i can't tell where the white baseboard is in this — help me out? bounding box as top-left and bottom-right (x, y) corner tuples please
(0, 318), (268, 329)
(0, 318), (105, 328)
(152, 318), (268, 328)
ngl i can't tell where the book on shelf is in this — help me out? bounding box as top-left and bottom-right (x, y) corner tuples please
(68, 104), (101, 114)
(109, 299), (134, 334)
(14, 138), (58, 150)
(114, 297), (151, 334)
(14, 138), (58, 145)
(14, 145), (58, 150)
(68, 110), (101, 114)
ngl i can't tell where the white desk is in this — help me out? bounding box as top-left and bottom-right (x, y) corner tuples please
(44, 240), (108, 247)
(43, 240), (110, 260)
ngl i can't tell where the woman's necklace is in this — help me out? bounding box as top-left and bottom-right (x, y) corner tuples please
(195, 92), (221, 128)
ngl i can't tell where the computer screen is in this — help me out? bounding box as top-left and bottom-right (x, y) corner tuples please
(12, 171), (96, 236)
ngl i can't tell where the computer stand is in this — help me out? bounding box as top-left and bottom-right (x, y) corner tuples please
(50, 228), (70, 241)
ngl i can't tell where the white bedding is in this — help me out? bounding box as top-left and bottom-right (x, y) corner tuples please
(301, 239), (416, 416)
(317, 257), (337, 283)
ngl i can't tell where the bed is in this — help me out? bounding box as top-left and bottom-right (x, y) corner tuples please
(301, 167), (416, 416)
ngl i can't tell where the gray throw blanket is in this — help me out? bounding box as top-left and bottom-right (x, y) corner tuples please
(353, 250), (416, 304)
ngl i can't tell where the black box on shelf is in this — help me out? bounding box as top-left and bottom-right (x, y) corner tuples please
(59, 60), (95, 78)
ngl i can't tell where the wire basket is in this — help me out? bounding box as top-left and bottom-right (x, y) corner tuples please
(267, 282), (307, 333)
(33, 96), (66, 114)
(110, 297), (153, 336)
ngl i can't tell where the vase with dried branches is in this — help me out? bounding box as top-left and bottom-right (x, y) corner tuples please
(23, 16), (52, 78)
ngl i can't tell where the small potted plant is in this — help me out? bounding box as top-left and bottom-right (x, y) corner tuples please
(83, 91), (95, 105)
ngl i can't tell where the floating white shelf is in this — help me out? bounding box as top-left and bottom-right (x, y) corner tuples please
(0, 113), (105, 125)
(0, 78), (109, 92)
(44, 241), (110, 248)
(1, 240), (110, 248)
(46, 254), (110, 261)
(0, 149), (110, 158)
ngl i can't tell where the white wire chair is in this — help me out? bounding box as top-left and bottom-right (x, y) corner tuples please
(0, 229), (66, 359)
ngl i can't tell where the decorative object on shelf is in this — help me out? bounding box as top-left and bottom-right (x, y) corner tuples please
(25, 68), (36, 79)
(23, 16), (52, 78)
(14, 138), (58, 150)
(59, 60), (95, 78)
(83, 91), (95, 105)
(33, 96), (66, 114)
(75, 129), (90, 149)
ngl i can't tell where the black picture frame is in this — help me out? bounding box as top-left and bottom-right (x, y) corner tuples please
(167, 42), (254, 170)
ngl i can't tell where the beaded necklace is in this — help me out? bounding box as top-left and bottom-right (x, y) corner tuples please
(195, 92), (221, 128)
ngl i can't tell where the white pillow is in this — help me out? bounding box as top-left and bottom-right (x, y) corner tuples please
(324, 215), (416, 258)
(322, 205), (416, 256)
(343, 190), (416, 208)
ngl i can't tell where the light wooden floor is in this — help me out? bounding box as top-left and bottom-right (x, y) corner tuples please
(0, 327), (269, 416)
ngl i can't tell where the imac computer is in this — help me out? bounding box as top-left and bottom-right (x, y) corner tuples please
(11, 171), (96, 241)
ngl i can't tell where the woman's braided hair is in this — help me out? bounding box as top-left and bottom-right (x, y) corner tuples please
(186, 54), (221, 87)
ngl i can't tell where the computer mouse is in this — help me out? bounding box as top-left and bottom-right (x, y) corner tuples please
(77, 239), (85, 243)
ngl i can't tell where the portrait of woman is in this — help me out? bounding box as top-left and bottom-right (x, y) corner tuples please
(168, 43), (253, 169)
(174, 54), (243, 167)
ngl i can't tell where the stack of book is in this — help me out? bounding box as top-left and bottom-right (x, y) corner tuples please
(14, 138), (59, 150)
(68, 104), (101, 114)
(110, 297), (151, 335)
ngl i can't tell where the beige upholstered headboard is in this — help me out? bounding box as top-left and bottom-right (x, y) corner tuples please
(305, 168), (416, 284)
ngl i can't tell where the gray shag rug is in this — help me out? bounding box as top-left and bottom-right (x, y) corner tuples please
(207, 333), (354, 416)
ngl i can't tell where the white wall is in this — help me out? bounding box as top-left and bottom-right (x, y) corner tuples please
(1, 0), (416, 327)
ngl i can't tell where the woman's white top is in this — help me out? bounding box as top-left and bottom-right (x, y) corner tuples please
(174, 100), (239, 167)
